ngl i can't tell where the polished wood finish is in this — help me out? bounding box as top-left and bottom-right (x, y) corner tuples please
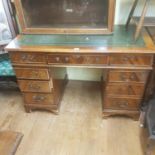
(109, 54), (153, 66)
(102, 109), (140, 120)
(103, 65), (150, 119)
(48, 54), (108, 65)
(23, 93), (54, 105)
(13, 0), (116, 34)
(9, 52), (46, 64)
(103, 96), (141, 110)
(15, 65), (67, 113)
(108, 70), (149, 83)
(105, 83), (145, 97)
(5, 26), (155, 119)
(14, 68), (50, 80)
(18, 80), (53, 93)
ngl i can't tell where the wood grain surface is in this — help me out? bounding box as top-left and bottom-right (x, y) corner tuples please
(0, 81), (145, 155)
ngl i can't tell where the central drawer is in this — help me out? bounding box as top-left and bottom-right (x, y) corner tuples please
(105, 83), (145, 97)
(23, 93), (54, 105)
(18, 80), (53, 93)
(47, 54), (108, 65)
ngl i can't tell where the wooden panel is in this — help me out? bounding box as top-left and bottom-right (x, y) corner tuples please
(23, 93), (55, 105)
(108, 70), (149, 83)
(103, 96), (141, 110)
(105, 83), (145, 97)
(18, 80), (53, 93)
(48, 54), (75, 64)
(48, 54), (108, 65)
(109, 54), (153, 66)
(9, 52), (46, 64)
(86, 55), (108, 64)
(14, 0), (115, 34)
(14, 68), (49, 80)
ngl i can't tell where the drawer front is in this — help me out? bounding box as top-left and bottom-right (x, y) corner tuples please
(23, 93), (54, 105)
(109, 54), (153, 66)
(103, 97), (141, 110)
(14, 68), (49, 80)
(9, 52), (46, 64)
(48, 54), (108, 65)
(105, 83), (145, 97)
(48, 55), (74, 64)
(108, 70), (149, 83)
(18, 80), (53, 92)
(84, 55), (108, 64)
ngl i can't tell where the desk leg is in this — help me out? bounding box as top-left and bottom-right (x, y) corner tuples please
(25, 106), (32, 113)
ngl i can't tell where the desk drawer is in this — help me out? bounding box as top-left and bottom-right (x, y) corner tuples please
(48, 54), (108, 65)
(14, 68), (49, 80)
(108, 70), (149, 83)
(18, 80), (53, 92)
(105, 83), (145, 97)
(109, 54), (153, 66)
(103, 96), (141, 110)
(23, 93), (54, 105)
(9, 52), (46, 64)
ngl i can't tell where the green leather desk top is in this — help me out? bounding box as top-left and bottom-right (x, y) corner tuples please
(8, 26), (146, 48)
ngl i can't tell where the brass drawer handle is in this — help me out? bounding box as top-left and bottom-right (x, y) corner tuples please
(117, 86), (133, 95)
(75, 55), (81, 59)
(21, 54), (27, 60)
(122, 56), (129, 61)
(31, 71), (39, 78)
(120, 73), (138, 81)
(120, 74), (127, 81)
(21, 54), (34, 61)
(117, 102), (129, 108)
(122, 56), (137, 61)
(32, 95), (46, 101)
(65, 57), (69, 62)
(96, 57), (99, 62)
(130, 73), (138, 81)
(29, 83), (41, 90)
(55, 57), (60, 62)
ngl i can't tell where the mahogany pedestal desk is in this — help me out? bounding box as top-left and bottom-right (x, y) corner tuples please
(5, 26), (155, 120)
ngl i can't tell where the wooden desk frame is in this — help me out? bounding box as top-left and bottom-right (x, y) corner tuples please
(5, 29), (155, 120)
